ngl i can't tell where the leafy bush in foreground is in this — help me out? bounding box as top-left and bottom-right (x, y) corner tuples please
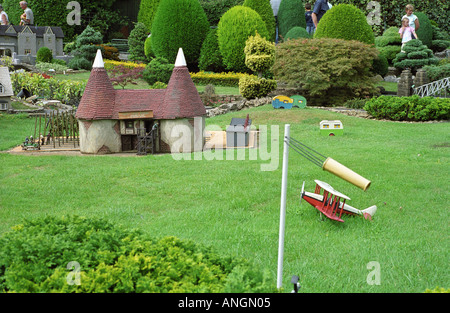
(0, 215), (277, 293)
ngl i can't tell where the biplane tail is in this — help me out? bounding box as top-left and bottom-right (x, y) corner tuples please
(361, 205), (377, 220)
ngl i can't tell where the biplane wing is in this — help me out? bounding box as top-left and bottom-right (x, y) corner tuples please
(301, 180), (377, 222)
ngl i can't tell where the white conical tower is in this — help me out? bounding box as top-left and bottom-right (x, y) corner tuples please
(92, 49), (104, 68)
(174, 48), (187, 67)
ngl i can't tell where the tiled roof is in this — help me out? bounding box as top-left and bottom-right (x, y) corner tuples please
(75, 67), (116, 120)
(0, 25), (64, 37)
(76, 49), (206, 121)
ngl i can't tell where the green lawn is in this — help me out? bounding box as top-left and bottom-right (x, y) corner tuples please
(0, 105), (448, 292)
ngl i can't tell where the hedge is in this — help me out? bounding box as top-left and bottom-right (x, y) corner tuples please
(0, 215), (278, 293)
(364, 95), (450, 121)
(190, 71), (257, 87)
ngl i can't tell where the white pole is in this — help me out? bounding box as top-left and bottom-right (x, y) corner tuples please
(277, 124), (290, 289)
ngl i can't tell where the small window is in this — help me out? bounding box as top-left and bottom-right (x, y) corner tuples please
(24, 49), (31, 54)
(0, 84), (3, 93)
(126, 121), (134, 129)
(0, 102), (7, 110)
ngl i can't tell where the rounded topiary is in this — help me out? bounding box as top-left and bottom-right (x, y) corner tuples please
(414, 12), (433, 49)
(243, 0), (276, 42)
(314, 4), (375, 45)
(199, 28), (226, 73)
(285, 27), (311, 40)
(144, 35), (154, 59)
(277, 0), (306, 40)
(137, 0), (162, 31)
(151, 0), (210, 68)
(36, 47), (53, 63)
(142, 57), (174, 85)
(217, 6), (269, 73)
(393, 39), (439, 70)
(244, 31), (275, 76)
(128, 22), (149, 63)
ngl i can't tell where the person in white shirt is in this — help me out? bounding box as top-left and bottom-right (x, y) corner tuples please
(401, 4), (419, 31)
(0, 5), (9, 25)
(19, 1), (34, 26)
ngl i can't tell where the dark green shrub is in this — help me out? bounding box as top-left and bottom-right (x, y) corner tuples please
(243, 0), (276, 41)
(199, 28), (226, 73)
(0, 215), (277, 293)
(239, 75), (277, 99)
(199, 0), (243, 26)
(393, 39), (439, 70)
(128, 22), (149, 63)
(137, 0), (162, 31)
(36, 47), (53, 64)
(272, 38), (380, 106)
(51, 58), (67, 66)
(277, 0), (306, 40)
(364, 95), (450, 121)
(372, 53), (389, 77)
(70, 26), (103, 65)
(151, 0), (210, 69)
(423, 63), (450, 82)
(285, 27), (311, 40)
(431, 40), (450, 52)
(68, 57), (92, 71)
(217, 6), (269, 73)
(314, 4), (375, 45)
(142, 57), (174, 85)
(144, 36), (154, 60)
(414, 12), (433, 49)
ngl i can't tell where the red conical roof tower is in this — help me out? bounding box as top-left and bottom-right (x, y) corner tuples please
(159, 48), (206, 119)
(75, 50), (116, 120)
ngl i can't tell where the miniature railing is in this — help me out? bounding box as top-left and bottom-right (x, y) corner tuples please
(414, 77), (450, 98)
(136, 126), (157, 155)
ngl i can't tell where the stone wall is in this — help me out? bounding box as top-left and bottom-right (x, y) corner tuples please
(206, 97), (272, 117)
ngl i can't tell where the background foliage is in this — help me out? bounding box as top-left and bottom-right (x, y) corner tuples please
(277, 0), (306, 40)
(150, 0), (210, 69)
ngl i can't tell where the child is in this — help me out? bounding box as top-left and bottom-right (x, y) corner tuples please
(399, 17), (418, 51)
(305, 3), (315, 35)
(402, 4), (419, 31)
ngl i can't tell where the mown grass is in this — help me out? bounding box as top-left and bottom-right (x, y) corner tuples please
(0, 105), (448, 293)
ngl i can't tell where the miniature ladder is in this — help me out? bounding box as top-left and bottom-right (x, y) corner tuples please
(136, 128), (156, 155)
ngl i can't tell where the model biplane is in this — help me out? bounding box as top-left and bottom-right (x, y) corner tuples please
(300, 180), (377, 222)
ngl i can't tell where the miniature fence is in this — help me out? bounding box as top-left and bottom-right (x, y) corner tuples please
(414, 77), (450, 98)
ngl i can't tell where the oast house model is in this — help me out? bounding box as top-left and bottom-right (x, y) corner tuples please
(75, 48), (206, 154)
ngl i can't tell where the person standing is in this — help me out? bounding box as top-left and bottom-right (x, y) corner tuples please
(399, 17), (419, 51)
(305, 3), (315, 35)
(312, 0), (330, 29)
(0, 5), (9, 25)
(401, 4), (419, 31)
(19, 1), (33, 26)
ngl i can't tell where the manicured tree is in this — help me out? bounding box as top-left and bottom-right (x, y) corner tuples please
(68, 25), (103, 70)
(150, 0), (210, 68)
(277, 0), (306, 40)
(285, 26), (311, 40)
(217, 6), (269, 73)
(243, 0), (276, 41)
(142, 57), (174, 86)
(128, 22), (149, 63)
(244, 31), (275, 77)
(314, 4), (375, 45)
(137, 0), (162, 31)
(414, 12), (433, 49)
(36, 47), (53, 64)
(375, 27), (402, 65)
(199, 28), (226, 73)
(392, 39), (439, 72)
(199, 0), (244, 26)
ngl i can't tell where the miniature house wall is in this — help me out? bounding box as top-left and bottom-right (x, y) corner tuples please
(0, 66), (13, 111)
(75, 49), (206, 154)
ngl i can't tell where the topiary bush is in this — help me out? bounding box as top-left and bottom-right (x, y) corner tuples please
(0, 215), (278, 293)
(393, 39), (439, 71)
(364, 95), (450, 121)
(375, 27), (402, 65)
(285, 27), (311, 40)
(243, 0), (276, 42)
(272, 37), (380, 106)
(372, 53), (389, 77)
(199, 0), (243, 26)
(199, 28), (227, 73)
(244, 31), (275, 77)
(277, 0), (306, 40)
(414, 12), (433, 49)
(151, 0), (210, 69)
(217, 6), (269, 73)
(142, 57), (174, 85)
(314, 4), (375, 45)
(128, 22), (149, 63)
(423, 63), (450, 82)
(36, 47), (53, 64)
(137, 0), (162, 31)
(239, 75), (277, 99)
